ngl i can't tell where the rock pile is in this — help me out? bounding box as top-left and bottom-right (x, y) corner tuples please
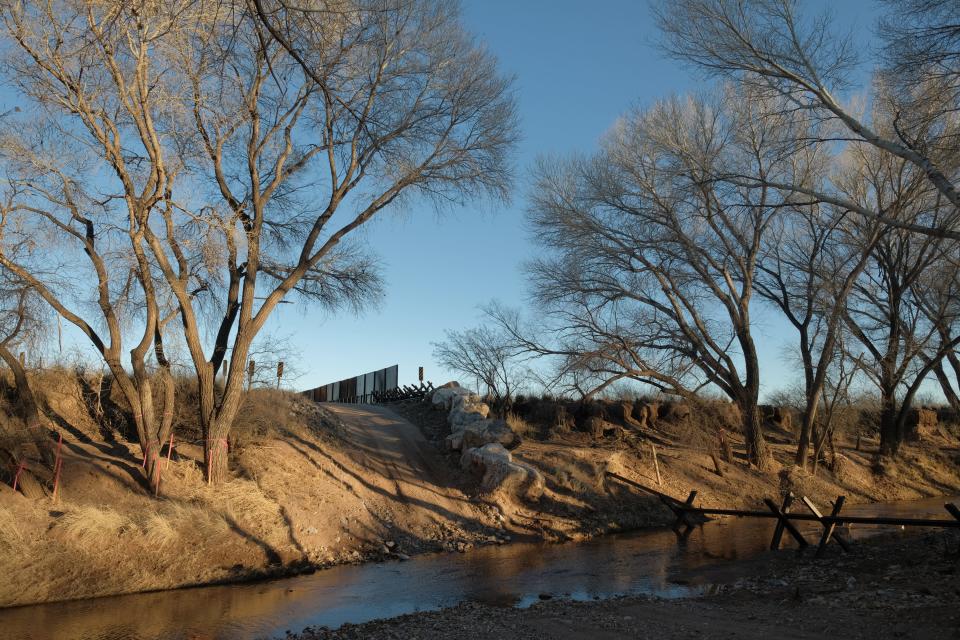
(430, 383), (519, 451)
(430, 382), (542, 502)
(461, 443), (545, 502)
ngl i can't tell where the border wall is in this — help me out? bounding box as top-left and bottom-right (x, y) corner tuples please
(302, 364), (399, 404)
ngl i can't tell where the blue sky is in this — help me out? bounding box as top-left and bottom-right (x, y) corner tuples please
(277, 0), (883, 398)
(272, 0), (891, 396)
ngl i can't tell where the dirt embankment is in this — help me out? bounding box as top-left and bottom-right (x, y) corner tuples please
(392, 395), (960, 543)
(1, 376), (959, 609)
(0, 385), (506, 608)
(294, 529), (960, 640)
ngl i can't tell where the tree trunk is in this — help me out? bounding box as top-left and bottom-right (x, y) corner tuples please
(0, 344), (52, 465)
(932, 362), (960, 414)
(878, 390), (900, 456)
(795, 407), (814, 470)
(204, 413), (233, 484)
(741, 400), (772, 470)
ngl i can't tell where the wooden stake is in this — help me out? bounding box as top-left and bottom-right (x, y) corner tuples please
(763, 497), (808, 549)
(770, 492), (795, 550)
(815, 495), (847, 558)
(165, 433), (174, 470)
(651, 443), (662, 486)
(52, 433), (64, 502)
(718, 429), (733, 463)
(711, 452), (724, 477)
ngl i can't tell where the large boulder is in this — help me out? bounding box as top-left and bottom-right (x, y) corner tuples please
(447, 392), (490, 429)
(460, 419), (518, 450)
(461, 443), (544, 502)
(431, 386), (474, 411)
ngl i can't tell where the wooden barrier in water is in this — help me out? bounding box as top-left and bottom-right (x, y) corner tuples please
(606, 471), (960, 556)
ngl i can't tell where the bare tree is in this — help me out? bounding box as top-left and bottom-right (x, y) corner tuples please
(752, 122), (913, 469)
(146, 0), (517, 482)
(654, 0), (960, 240)
(756, 195), (881, 469)
(0, 0), (186, 493)
(841, 156), (960, 455)
(432, 322), (528, 410)
(0, 1), (516, 485)
(507, 90), (819, 469)
(0, 259), (52, 498)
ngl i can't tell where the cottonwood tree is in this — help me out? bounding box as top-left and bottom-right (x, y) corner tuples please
(0, 0), (191, 493)
(841, 150), (960, 455)
(756, 198), (881, 469)
(923, 258), (960, 412)
(913, 252), (960, 414)
(0, 1), (516, 484)
(510, 91), (815, 469)
(150, 0), (516, 482)
(753, 121), (910, 468)
(654, 0), (960, 241)
(0, 251), (52, 498)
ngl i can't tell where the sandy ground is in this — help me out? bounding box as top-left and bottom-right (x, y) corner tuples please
(295, 529), (960, 639)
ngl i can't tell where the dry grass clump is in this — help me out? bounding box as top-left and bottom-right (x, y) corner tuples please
(231, 388), (308, 448)
(215, 478), (283, 529)
(0, 506), (25, 552)
(139, 509), (181, 548)
(543, 452), (607, 494)
(162, 457), (283, 539)
(152, 503), (231, 540)
(56, 500), (234, 550)
(57, 504), (133, 546)
(505, 411), (536, 439)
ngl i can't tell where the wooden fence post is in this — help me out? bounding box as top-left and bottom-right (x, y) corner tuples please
(770, 492), (795, 550)
(51, 433), (64, 502)
(815, 495), (848, 558)
(763, 497), (808, 549)
(711, 452), (724, 477)
(651, 443), (662, 486)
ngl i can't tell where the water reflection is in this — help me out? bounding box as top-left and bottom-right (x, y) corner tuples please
(1, 495), (954, 640)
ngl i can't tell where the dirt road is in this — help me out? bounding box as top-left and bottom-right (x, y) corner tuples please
(322, 403), (490, 534)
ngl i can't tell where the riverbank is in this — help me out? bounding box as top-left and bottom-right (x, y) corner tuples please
(1, 379), (959, 608)
(295, 528), (960, 639)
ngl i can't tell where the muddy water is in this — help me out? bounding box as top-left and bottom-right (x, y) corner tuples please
(1, 495), (955, 640)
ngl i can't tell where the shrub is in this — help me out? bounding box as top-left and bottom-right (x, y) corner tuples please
(505, 411), (536, 439)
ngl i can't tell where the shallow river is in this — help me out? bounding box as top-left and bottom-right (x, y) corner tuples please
(1, 495), (956, 640)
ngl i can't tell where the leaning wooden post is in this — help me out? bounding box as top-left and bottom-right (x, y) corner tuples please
(718, 428), (733, 463)
(651, 443), (662, 486)
(763, 497), (808, 549)
(944, 503), (960, 522)
(710, 452), (724, 477)
(770, 492), (795, 551)
(801, 495), (851, 554)
(816, 495), (847, 558)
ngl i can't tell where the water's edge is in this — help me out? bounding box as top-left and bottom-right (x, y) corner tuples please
(1, 494), (955, 640)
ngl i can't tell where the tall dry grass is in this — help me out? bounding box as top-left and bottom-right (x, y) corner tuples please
(0, 506), (24, 552)
(55, 501), (232, 549)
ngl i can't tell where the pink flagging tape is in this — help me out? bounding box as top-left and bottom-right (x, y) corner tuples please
(11, 460), (25, 492)
(205, 438), (229, 484)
